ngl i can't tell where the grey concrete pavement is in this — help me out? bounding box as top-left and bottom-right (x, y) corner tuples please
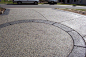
(32, 8), (86, 42)
(61, 16), (86, 37)
(0, 8), (86, 57)
(0, 8), (46, 24)
(33, 8), (84, 22)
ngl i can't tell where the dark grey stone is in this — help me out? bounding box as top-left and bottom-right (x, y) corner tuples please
(53, 23), (73, 32)
(0, 20), (54, 29)
(24, 20), (33, 22)
(8, 21), (20, 25)
(9, 20), (34, 25)
(68, 46), (86, 57)
(32, 19), (45, 23)
(68, 31), (85, 47)
(43, 20), (55, 25)
(32, 19), (55, 25)
(0, 23), (10, 28)
(83, 36), (86, 43)
(15, 20), (33, 23)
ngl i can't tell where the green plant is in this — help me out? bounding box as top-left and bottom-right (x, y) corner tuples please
(73, 4), (76, 6)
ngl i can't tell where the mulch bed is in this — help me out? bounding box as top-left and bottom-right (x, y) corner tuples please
(57, 8), (86, 15)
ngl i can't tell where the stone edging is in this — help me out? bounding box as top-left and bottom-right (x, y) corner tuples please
(0, 19), (86, 57)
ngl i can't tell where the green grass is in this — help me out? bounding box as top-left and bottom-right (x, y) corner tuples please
(57, 3), (86, 6)
(38, 3), (44, 4)
(0, 0), (13, 4)
(57, 3), (75, 5)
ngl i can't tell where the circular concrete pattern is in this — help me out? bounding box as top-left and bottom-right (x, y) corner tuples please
(0, 22), (73, 57)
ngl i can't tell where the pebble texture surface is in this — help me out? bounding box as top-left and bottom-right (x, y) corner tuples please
(0, 22), (73, 57)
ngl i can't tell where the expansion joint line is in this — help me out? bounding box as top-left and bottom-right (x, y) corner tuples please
(74, 45), (86, 48)
(32, 9), (47, 20)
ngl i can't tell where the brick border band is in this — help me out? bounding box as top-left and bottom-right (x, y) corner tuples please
(0, 19), (86, 57)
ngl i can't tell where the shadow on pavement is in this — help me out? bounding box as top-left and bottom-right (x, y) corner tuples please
(43, 3), (57, 5)
(1, 9), (10, 15)
(7, 3), (57, 5)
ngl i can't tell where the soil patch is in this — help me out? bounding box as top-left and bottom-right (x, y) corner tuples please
(0, 7), (6, 14)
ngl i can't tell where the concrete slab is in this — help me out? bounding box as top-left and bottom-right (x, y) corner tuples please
(0, 22), (73, 57)
(68, 46), (86, 57)
(68, 31), (85, 47)
(32, 19), (55, 25)
(33, 8), (83, 22)
(0, 8), (46, 24)
(83, 36), (86, 43)
(61, 16), (86, 37)
(53, 23), (73, 32)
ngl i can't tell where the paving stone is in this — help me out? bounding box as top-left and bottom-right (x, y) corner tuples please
(68, 46), (86, 57)
(0, 20), (55, 29)
(8, 20), (33, 25)
(83, 36), (86, 43)
(53, 23), (73, 32)
(61, 17), (86, 37)
(43, 20), (55, 25)
(17, 20), (33, 23)
(8, 21), (20, 25)
(31, 19), (46, 23)
(0, 23), (10, 28)
(68, 31), (85, 47)
(32, 19), (55, 25)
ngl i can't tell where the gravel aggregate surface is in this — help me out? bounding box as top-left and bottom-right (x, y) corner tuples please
(0, 23), (73, 57)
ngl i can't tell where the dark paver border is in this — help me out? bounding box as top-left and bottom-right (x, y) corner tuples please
(0, 19), (86, 57)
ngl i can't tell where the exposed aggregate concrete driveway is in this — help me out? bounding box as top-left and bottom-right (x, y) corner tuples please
(0, 8), (86, 57)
